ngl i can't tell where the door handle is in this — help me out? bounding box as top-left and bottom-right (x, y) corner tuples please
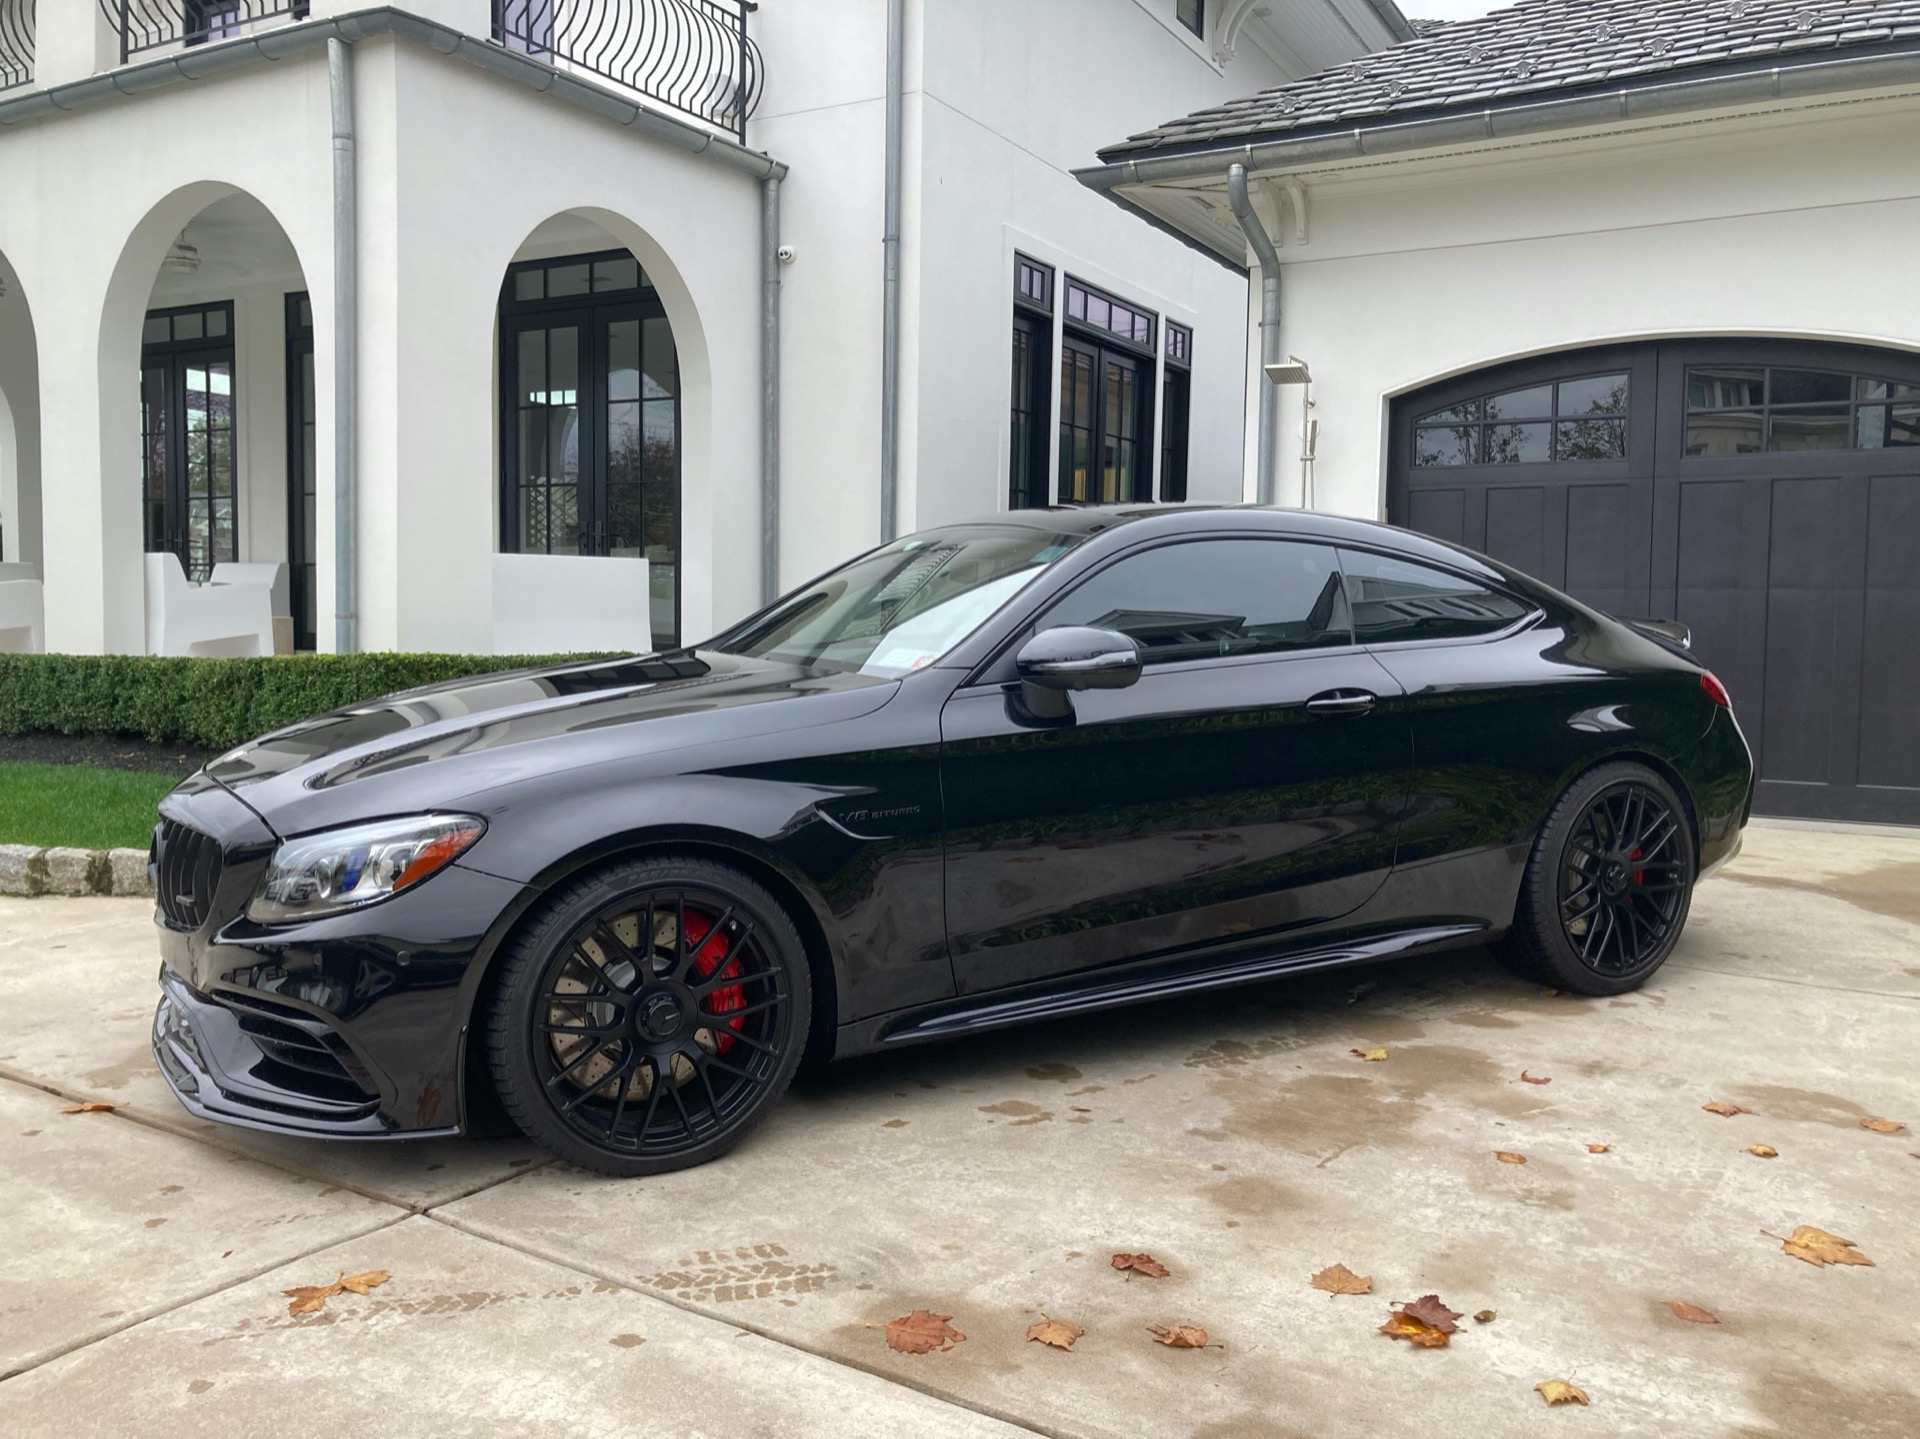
(1306, 688), (1377, 717)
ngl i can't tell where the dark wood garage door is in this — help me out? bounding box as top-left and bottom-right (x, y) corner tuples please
(1388, 339), (1920, 825)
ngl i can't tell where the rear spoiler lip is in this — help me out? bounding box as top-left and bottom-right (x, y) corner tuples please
(1617, 615), (1694, 657)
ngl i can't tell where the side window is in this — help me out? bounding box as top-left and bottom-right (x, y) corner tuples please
(1041, 539), (1351, 665)
(1337, 549), (1533, 644)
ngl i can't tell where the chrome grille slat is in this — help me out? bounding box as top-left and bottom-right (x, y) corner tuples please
(153, 818), (223, 931)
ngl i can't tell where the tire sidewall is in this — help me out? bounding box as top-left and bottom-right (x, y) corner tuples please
(488, 855), (812, 1177)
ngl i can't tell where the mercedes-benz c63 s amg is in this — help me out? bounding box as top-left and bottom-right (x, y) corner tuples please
(150, 506), (1751, 1174)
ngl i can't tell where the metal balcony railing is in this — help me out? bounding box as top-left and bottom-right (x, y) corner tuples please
(1, 0), (32, 93)
(100, 1), (311, 65)
(493, 0), (763, 141)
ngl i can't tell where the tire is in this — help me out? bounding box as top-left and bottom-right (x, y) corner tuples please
(487, 855), (811, 1176)
(1498, 761), (1697, 997)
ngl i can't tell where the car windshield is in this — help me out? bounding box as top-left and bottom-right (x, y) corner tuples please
(716, 525), (1082, 676)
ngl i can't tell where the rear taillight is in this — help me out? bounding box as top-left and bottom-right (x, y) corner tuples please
(1700, 671), (1732, 709)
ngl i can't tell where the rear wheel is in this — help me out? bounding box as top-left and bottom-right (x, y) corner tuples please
(487, 856), (810, 1176)
(1499, 762), (1696, 996)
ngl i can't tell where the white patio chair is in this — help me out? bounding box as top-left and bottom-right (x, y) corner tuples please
(210, 561), (292, 654)
(0, 566), (43, 653)
(144, 552), (275, 657)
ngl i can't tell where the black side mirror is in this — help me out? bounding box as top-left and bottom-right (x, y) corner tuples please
(1014, 626), (1141, 720)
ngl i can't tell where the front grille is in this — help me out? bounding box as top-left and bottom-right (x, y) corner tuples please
(152, 818), (224, 931)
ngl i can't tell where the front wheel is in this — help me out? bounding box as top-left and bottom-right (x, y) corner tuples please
(1499, 762), (1697, 997)
(487, 856), (811, 1176)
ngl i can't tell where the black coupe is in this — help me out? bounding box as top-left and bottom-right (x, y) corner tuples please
(151, 506), (1751, 1174)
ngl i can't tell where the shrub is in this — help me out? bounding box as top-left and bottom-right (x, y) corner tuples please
(0, 653), (612, 754)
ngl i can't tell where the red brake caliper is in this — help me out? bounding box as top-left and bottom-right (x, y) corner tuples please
(683, 912), (745, 1055)
(1629, 846), (1643, 885)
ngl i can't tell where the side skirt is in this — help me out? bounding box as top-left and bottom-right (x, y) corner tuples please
(832, 920), (1490, 1060)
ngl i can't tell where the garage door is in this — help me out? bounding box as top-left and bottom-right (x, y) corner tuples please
(1388, 339), (1920, 825)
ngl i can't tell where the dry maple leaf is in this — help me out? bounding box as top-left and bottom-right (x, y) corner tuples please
(1400, 1295), (1462, 1332)
(60, 1101), (116, 1114)
(1535, 1379), (1589, 1407)
(1350, 1047), (1387, 1062)
(1747, 1144), (1778, 1159)
(1025, 1316), (1084, 1351)
(1586, 1143), (1610, 1154)
(1780, 1225), (1874, 1268)
(885, 1309), (965, 1354)
(1493, 1150), (1527, 1165)
(1703, 1101), (1753, 1118)
(1310, 1263), (1372, 1296)
(336, 1269), (390, 1295)
(1378, 1311), (1450, 1348)
(1147, 1323), (1211, 1348)
(281, 1284), (338, 1317)
(1668, 1300), (1719, 1323)
(1519, 1070), (1551, 1085)
(1860, 1117), (1906, 1134)
(1111, 1252), (1170, 1279)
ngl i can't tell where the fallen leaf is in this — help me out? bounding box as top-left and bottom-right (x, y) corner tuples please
(1780, 1225), (1874, 1268)
(1111, 1252), (1170, 1279)
(1535, 1379), (1589, 1407)
(1473, 1309), (1496, 1324)
(1860, 1117), (1906, 1134)
(1378, 1311), (1450, 1348)
(1494, 1150), (1527, 1165)
(1025, 1316), (1084, 1351)
(281, 1284), (338, 1317)
(1703, 1101), (1753, 1118)
(1350, 1047), (1387, 1062)
(1586, 1143), (1611, 1153)
(885, 1309), (966, 1354)
(60, 1101), (116, 1114)
(1746, 1144), (1778, 1158)
(1400, 1295), (1462, 1332)
(1669, 1300), (1719, 1323)
(1147, 1323), (1211, 1348)
(336, 1269), (390, 1295)
(1542, 988), (1560, 997)
(1310, 1263), (1372, 1296)
(1519, 1070), (1551, 1085)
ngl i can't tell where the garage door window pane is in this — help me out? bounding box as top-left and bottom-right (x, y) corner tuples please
(1556, 416), (1626, 461)
(1043, 540), (1353, 663)
(1689, 369), (1763, 409)
(1686, 410), (1763, 457)
(1769, 370), (1850, 406)
(1769, 405), (1850, 452)
(1557, 373), (1629, 416)
(1865, 404), (1920, 448)
(1418, 400), (1480, 426)
(1339, 549), (1532, 643)
(1485, 385), (1552, 420)
(1415, 425), (1478, 467)
(1486, 422), (1550, 463)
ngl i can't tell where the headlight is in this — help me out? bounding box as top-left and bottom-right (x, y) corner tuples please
(247, 814), (486, 923)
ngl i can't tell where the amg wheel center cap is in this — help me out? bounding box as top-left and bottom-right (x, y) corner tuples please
(1601, 858), (1630, 895)
(638, 994), (685, 1041)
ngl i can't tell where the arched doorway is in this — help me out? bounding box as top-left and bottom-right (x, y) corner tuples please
(1388, 338), (1920, 824)
(0, 245), (38, 576)
(498, 213), (683, 651)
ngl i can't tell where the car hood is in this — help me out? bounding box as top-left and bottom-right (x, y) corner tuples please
(199, 651), (899, 835)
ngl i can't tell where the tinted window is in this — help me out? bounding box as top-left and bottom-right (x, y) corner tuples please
(1338, 549), (1532, 643)
(1041, 540), (1350, 665)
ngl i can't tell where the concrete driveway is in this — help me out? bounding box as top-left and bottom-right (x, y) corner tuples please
(2, 821), (1916, 1438)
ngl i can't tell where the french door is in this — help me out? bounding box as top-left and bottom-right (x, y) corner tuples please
(499, 250), (681, 648)
(141, 302), (238, 582)
(1058, 335), (1150, 504)
(286, 292), (317, 650)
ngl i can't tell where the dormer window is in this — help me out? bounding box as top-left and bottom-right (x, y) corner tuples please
(1177, 0), (1204, 39)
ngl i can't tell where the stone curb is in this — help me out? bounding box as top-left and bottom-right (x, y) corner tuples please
(0, 844), (150, 898)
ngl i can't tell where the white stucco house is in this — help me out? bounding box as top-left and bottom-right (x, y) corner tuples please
(1078, 0), (1920, 825)
(0, 0), (1405, 659)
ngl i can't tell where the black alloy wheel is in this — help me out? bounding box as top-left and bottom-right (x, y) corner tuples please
(488, 856), (810, 1176)
(1498, 761), (1697, 997)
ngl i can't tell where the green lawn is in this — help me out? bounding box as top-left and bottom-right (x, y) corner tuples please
(0, 761), (177, 851)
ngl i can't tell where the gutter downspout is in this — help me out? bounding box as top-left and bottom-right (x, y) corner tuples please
(328, 36), (357, 653)
(1227, 162), (1282, 506)
(760, 174), (781, 605)
(879, 0), (903, 543)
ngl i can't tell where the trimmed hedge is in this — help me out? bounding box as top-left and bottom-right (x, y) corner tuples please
(0, 653), (611, 754)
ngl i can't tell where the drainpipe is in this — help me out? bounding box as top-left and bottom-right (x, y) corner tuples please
(879, 0), (903, 542)
(760, 174), (782, 605)
(328, 37), (358, 653)
(1227, 162), (1282, 506)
